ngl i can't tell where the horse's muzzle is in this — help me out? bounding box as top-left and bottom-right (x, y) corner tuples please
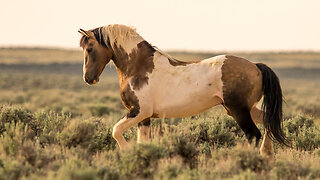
(84, 75), (99, 85)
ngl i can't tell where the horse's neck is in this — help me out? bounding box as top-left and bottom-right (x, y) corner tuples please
(112, 38), (143, 70)
(116, 36), (144, 56)
(112, 39), (156, 82)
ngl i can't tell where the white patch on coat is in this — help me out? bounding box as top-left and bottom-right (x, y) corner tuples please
(133, 53), (226, 118)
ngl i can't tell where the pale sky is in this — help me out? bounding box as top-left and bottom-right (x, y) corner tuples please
(1, 0), (319, 51)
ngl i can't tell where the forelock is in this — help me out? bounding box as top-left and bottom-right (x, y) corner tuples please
(92, 27), (109, 47)
(79, 27), (109, 48)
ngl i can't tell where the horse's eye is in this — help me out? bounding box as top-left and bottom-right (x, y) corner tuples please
(87, 48), (93, 53)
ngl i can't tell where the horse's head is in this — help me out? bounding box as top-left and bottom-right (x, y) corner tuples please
(79, 28), (113, 85)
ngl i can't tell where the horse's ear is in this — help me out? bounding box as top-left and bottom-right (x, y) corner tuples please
(78, 28), (89, 37)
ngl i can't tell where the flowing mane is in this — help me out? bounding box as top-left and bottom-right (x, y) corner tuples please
(80, 24), (143, 50)
(80, 24), (179, 62)
(104, 24), (142, 49)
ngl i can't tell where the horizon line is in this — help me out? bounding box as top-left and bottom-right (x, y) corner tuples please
(1, 45), (320, 54)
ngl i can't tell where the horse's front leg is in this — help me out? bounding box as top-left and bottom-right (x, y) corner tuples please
(137, 118), (151, 143)
(112, 108), (151, 150)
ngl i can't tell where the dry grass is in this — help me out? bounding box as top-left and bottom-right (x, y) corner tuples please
(0, 48), (320, 179)
(0, 48), (81, 64)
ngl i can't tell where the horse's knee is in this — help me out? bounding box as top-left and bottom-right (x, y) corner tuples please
(112, 125), (122, 140)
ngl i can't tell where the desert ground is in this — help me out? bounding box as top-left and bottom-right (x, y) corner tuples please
(0, 48), (320, 179)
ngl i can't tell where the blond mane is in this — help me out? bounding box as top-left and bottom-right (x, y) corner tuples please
(101, 24), (143, 50)
(153, 46), (175, 61)
(80, 24), (143, 50)
(80, 24), (176, 60)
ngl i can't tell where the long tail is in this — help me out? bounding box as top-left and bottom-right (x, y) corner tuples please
(256, 63), (290, 146)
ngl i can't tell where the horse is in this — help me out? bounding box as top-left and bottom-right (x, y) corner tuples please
(78, 24), (288, 157)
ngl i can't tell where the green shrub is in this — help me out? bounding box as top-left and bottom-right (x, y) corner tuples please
(0, 160), (33, 180)
(295, 126), (320, 151)
(58, 167), (99, 180)
(0, 106), (33, 134)
(0, 121), (33, 157)
(50, 159), (100, 180)
(206, 117), (239, 147)
(314, 148), (320, 156)
(209, 144), (270, 179)
(283, 114), (320, 150)
(19, 140), (60, 169)
(170, 134), (199, 169)
(53, 159), (121, 180)
(90, 119), (117, 152)
(119, 143), (165, 178)
(271, 157), (320, 179)
(89, 105), (115, 116)
(269, 150), (320, 180)
(58, 119), (117, 153)
(231, 146), (270, 172)
(0, 106), (71, 147)
(97, 167), (120, 180)
(1, 103), (320, 179)
(174, 169), (201, 180)
(154, 160), (183, 180)
(231, 169), (263, 180)
(174, 115), (243, 152)
(58, 120), (96, 149)
(284, 114), (314, 135)
(32, 110), (70, 145)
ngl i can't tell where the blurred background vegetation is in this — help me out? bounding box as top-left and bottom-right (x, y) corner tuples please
(0, 48), (320, 179)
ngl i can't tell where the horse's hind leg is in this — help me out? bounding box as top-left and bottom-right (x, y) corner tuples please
(250, 105), (263, 124)
(260, 129), (274, 158)
(227, 105), (262, 146)
(221, 55), (264, 146)
(250, 106), (274, 157)
(137, 118), (151, 143)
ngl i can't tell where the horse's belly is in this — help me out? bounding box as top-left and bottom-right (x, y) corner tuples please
(153, 88), (223, 118)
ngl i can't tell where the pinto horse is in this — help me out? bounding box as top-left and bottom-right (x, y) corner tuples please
(79, 24), (288, 157)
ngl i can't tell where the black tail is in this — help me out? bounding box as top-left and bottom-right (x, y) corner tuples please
(256, 63), (290, 146)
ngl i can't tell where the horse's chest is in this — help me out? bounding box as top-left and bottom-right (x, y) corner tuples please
(120, 83), (139, 110)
